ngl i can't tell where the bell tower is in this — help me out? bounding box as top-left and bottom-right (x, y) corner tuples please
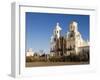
(53, 22), (62, 39)
(66, 21), (79, 56)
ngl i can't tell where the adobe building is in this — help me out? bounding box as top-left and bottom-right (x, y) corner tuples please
(26, 48), (34, 57)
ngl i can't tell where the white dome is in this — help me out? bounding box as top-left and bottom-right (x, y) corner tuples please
(69, 21), (78, 32)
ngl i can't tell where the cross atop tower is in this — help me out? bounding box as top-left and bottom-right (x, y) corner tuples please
(57, 22), (59, 26)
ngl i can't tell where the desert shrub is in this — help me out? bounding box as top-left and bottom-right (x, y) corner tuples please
(49, 56), (64, 62)
(79, 50), (89, 62)
(26, 56), (33, 62)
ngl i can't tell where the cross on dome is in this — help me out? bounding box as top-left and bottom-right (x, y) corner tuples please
(57, 22), (59, 26)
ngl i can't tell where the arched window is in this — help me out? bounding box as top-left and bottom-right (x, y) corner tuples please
(57, 31), (58, 33)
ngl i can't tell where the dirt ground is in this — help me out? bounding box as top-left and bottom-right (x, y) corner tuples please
(26, 61), (89, 67)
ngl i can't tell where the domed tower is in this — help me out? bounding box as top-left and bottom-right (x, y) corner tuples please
(50, 23), (62, 56)
(53, 22), (62, 39)
(50, 22), (62, 45)
(66, 21), (79, 56)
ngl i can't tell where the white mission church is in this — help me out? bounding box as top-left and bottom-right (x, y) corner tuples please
(50, 21), (89, 57)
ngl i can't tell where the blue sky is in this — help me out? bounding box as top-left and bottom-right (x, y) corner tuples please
(26, 12), (89, 53)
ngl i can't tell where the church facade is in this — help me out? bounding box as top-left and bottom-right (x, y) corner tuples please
(50, 21), (89, 59)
